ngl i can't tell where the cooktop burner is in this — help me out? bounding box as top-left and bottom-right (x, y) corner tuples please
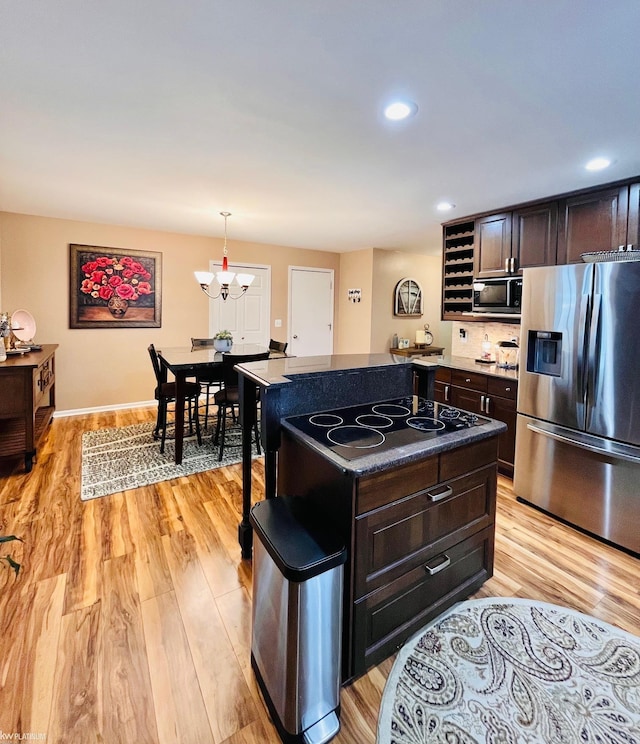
(286, 396), (489, 461)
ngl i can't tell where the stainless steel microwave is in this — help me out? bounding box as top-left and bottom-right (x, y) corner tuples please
(472, 276), (522, 315)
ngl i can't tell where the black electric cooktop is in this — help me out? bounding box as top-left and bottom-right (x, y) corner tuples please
(285, 396), (490, 461)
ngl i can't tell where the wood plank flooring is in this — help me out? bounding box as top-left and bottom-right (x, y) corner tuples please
(0, 408), (638, 743)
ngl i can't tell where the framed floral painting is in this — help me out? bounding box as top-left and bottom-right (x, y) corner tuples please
(69, 244), (162, 328)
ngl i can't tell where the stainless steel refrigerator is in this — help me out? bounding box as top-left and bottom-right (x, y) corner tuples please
(514, 261), (640, 554)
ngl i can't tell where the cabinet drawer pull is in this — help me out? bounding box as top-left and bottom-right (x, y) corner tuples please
(425, 554), (451, 575)
(426, 485), (453, 502)
(444, 384), (450, 402)
(465, 377), (471, 383)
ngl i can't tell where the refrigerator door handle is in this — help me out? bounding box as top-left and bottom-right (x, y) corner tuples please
(587, 293), (602, 400)
(526, 421), (640, 464)
(577, 293), (590, 401)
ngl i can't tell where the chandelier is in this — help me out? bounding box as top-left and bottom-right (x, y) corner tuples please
(194, 212), (255, 300)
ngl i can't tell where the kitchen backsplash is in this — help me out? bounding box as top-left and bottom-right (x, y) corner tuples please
(450, 321), (520, 360)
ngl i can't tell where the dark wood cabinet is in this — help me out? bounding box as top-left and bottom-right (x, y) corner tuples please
(627, 182), (640, 249)
(474, 213), (512, 278)
(442, 176), (640, 319)
(0, 345), (58, 472)
(485, 377), (517, 475)
(278, 430), (498, 683)
(512, 201), (558, 270)
(434, 367), (451, 403)
(557, 185), (629, 263)
(438, 365), (517, 476)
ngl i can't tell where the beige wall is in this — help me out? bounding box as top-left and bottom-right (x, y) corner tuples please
(335, 248), (373, 354)
(0, 212), (340, 412)
(370, 249), (446, 353)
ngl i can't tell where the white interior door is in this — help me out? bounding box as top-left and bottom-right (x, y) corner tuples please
(208, 263), (270, 345)
(288, 267), (334, 356)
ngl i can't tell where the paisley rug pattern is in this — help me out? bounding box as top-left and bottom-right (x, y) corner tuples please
(377, 597), (640, 744)
(81, 422), (258, 500)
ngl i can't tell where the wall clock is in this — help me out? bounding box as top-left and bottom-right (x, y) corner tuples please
(394, 277), (423, 317)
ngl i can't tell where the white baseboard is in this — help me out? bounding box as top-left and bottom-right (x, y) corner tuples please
(54, 400), (157, 418)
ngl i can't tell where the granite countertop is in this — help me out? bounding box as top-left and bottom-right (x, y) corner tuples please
(280, 415), (506, 477)
(437, 355), (519, 381)
(236, 352), (420, 387)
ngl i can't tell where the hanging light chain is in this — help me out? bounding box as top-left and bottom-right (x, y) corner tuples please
(221, 211), (231, 259)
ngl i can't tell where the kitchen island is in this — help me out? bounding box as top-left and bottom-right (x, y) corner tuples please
(235, 353), (438, 558)
(235, 353), (505, 681)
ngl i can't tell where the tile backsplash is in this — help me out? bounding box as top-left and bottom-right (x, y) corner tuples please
(451, 321), (520, 360)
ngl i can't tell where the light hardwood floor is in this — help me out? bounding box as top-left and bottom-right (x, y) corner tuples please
(0, 408), (638, 743)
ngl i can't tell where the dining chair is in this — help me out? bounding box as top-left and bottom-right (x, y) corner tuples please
(269, 338), (288, 354)
(213, 350), (270, 461)
(190, 337), (225, 428)
(148, 344), (202, 454)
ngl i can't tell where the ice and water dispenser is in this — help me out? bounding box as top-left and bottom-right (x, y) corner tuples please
(527, 330), (562, 376)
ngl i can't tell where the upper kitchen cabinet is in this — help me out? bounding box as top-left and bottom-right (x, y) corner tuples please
(441, 176), (640, 321)
(557, 185), (629, 264)
(512, 202), (558, 270)
(627, 182), (640, 249)
(474, 213), (512, 278)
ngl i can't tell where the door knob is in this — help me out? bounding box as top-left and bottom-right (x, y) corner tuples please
(293, 335), (298, 339)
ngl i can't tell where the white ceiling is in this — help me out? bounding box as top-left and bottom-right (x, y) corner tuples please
(1, 1), (640, 255)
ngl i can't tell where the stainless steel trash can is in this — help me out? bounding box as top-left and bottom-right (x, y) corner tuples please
(250, 497), (347, 744)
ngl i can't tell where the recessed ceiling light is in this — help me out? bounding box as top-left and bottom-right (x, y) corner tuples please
(436, 201), (455, 212)
(585, 157), (611, 171)
(384, 100), (418, 121)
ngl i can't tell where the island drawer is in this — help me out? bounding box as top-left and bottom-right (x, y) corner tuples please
(352, 526), (494, 677)
(354, 464), (496, 597)
(440, 437), (498, 481)
(357, 456), (438, 514)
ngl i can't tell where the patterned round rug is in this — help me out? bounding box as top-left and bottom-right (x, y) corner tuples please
(377, 597), (640, 744)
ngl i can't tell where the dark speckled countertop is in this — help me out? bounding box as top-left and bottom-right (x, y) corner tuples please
(280, 408), (506, 476)
(235, 352), (420, 387)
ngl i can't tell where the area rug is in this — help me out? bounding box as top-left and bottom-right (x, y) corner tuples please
(81, 422), (259, 500)
(377, 596), (640, 744)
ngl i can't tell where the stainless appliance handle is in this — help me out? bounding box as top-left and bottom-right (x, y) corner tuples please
(587, 293), (601, 400)
(424, 554), (451, 575)
(526, 421), (640, 463)
(426, 485), (453, 502)
(576, 293), (590, 401)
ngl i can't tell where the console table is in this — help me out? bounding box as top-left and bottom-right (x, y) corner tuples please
(0, 344), (58, 472)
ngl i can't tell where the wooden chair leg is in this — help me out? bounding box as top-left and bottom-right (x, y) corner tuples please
(160, 400), (168, 454)
(217, 404), (228, 461)
(193, 396), (202, 446)
(204, 386), (211, 430)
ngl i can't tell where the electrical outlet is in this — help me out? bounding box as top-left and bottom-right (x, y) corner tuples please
(459, 328), (467, 341)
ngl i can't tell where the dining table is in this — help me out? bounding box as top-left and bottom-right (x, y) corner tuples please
(157, 343), (279, 465)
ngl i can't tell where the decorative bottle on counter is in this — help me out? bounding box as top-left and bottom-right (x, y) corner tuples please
(392, 333), (398, 349)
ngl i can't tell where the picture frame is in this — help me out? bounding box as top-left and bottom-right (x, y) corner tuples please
(394, 277), (423, 317)
(69, 244), (162, 328)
